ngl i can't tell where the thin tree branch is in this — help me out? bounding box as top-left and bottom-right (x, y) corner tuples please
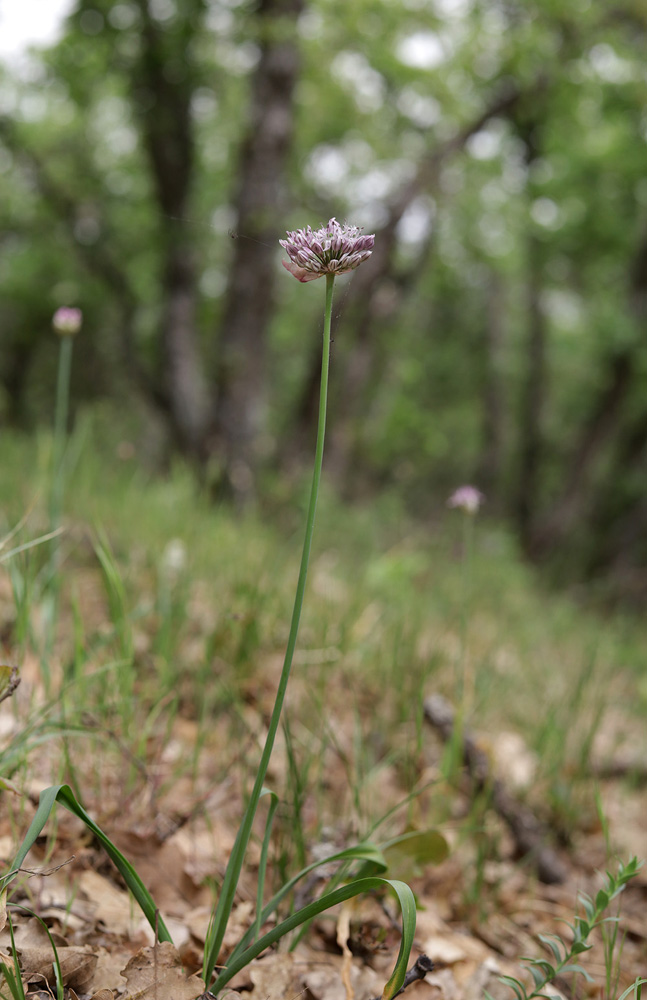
(424, 694), (567, 885)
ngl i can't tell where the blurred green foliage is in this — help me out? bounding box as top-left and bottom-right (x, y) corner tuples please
(1, 0), (647, 596)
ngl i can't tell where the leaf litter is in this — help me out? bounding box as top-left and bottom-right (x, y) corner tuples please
(1, 550), (647, 1000)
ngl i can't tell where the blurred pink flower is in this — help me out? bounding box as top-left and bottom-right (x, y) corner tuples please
(280, 218), (374, 282)
(52, 307), (82, 336)
(447, 485), (485, 514)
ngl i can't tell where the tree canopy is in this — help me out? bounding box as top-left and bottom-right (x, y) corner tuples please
(1, 0), (647, 596)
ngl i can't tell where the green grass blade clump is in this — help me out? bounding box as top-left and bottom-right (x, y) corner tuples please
(1, 784), (172, 944)
(212, 876), (416, 999)
(0, 916), (27, 1000)
(227, 841), (388, 967)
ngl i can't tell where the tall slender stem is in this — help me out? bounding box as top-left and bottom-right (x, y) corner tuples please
(50, 336), (74, 537)
(203, 273), (335, 986)
(42, 335), (74, 693)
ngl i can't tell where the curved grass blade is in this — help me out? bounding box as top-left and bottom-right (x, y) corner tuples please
(1, 784), (172, 944)
(0, 914), (26, 1000)
(8, 906), (64, 1000)
(212, 876), (416, 1000)
(226, 842), (387, 968)
(616, 979), (647, 1000)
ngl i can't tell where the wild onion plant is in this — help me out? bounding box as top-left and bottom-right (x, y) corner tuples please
(49, 307), (82, 543)
(40, 308), (82, 690)
(2, 222), (420, 999)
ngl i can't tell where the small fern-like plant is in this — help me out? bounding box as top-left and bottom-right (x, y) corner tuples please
(491, 857), (642, 1000)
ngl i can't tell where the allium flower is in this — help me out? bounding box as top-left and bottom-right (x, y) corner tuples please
(447, 485), (485, 514)
(52, 307), (83, 336)
(280, 218), (375, 282)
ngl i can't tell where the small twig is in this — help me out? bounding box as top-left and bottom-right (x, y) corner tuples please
(0, 665), (20, 705)
(370, 955), (434, 1000)
(19, 856), (75, 877)
(424, 694), (567, 884)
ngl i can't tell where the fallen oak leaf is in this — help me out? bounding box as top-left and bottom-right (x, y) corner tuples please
(121, 940), (204, 1000)
(79, 869), (137, 937)
(18, 945), (98, 992)
(69, 989), (115, 1000)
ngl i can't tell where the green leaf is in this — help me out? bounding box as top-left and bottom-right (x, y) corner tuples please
(595, 888), (609, 911)
(380, 830), (449, 879)
(528, 964), (550, 988)
(537, 934), (564, 965)
(560, 963), (593, 980)
(212, 877), (416, 1000)
(1, 914), (26, 1000)
(2, 784), (172, 944)
(226, 842), (388, 969)
(498, 977), (528, 1000)
(254, 788), (279, 944)
(616, 978), (647, 1000)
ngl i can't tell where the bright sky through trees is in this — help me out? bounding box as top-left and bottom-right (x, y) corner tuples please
(0, 0), (73, 60)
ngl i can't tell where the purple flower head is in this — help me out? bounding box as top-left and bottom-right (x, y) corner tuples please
(52, 307), (83, 337)
(280, 218), (375, 282)
(447, 485), (485, 515)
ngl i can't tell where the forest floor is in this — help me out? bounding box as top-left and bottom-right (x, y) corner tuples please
(0, 440), (646, 1000)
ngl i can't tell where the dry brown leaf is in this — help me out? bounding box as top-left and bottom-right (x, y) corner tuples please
(222, 900), (254, 951)
(120, 940), (205, 1000)
(79, 869), (136, 937)
(304, 955), (384, 1000)
(70, 987), (115, 1000)
(247, 953), (303, 1000)
(19, 945), (97, 991)
(183, 904), (211, 945)
(88, 944), (130, 994)
(12, 915), (66, 950)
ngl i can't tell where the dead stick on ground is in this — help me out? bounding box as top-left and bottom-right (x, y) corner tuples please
(423, 694), (567, 885)
(0, 665), (20, 706)
(370, 955), (434, 1000)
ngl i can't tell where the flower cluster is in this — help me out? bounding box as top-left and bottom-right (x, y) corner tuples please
(280, 218), (374, 282)
(447, 485), (485, 514)
(52, 307), (83, 336)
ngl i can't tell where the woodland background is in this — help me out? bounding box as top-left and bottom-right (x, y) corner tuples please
(1, 0), (647, 598)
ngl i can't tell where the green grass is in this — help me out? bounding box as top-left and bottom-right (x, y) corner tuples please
(2, 416), (646, 812)
(1, 413), (646, 994)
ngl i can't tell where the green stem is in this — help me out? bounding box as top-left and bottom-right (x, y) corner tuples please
(457, 511), (474, 707)
(50, 336), (74, 537)
(203, 272), (335, 986)
(43, 335), (74, 694)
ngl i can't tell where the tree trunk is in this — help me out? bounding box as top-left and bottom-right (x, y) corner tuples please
(214, 0), (304, 502)
(511, 111), (548, 552)
(529, 223), (647, 557)
(134, 0), (209, 459)
(475, 272), (506, 499)
(515, 230), (547, 550)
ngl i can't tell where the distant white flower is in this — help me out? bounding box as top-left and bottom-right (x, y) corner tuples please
(280, 218), (374, 282)
(447, 485), (485, 514)
(162, 538), (187, 576)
